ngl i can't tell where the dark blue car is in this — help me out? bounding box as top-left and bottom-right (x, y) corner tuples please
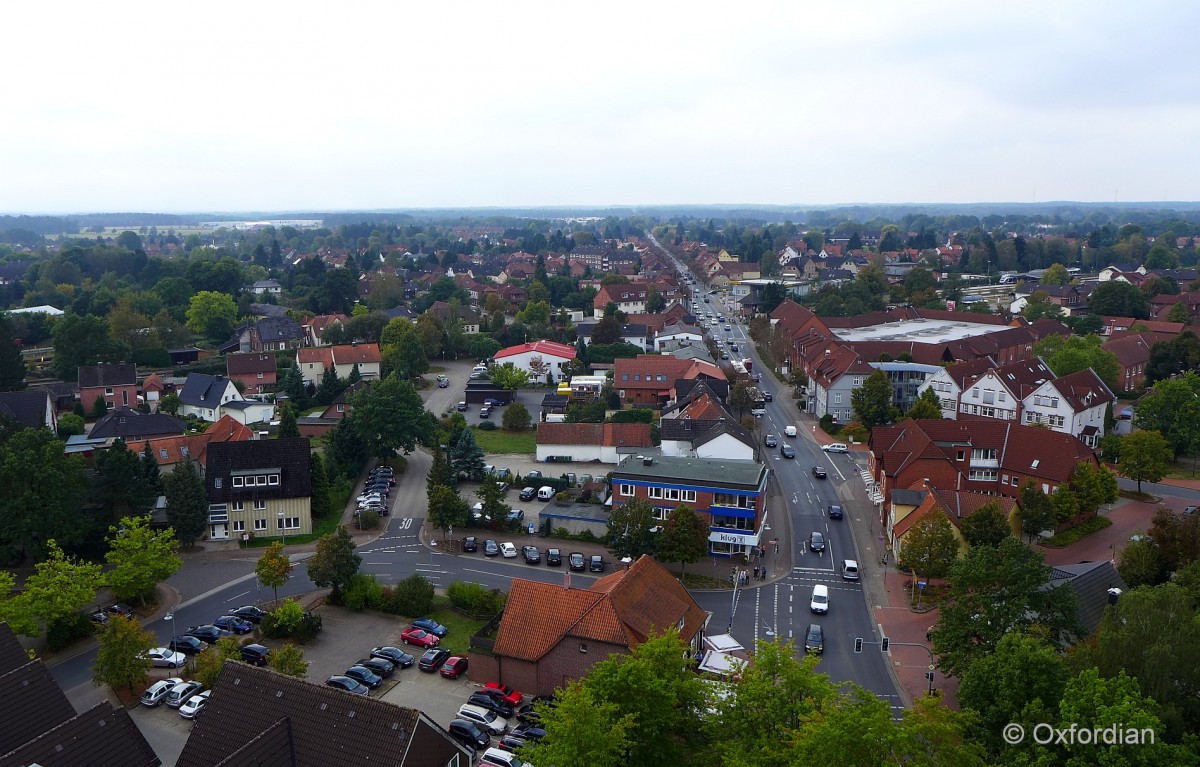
(213, 615), (253, 634)
(412, 617), (448, 638)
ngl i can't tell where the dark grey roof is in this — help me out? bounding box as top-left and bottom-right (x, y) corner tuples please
(658, 418), (754, 450)
(1045, 560), (1127, 636)
(205, 438), (312, 503)
(0, 390), (51, 431)
(613, 454), (766, 489)
(253, 316), (304, 341)
(89, 407), (186, 440)
(0, 623), (28, 674)
(78, 362), (137, 388)
(381, 306), (418, 320)
(890, 488), (928, 507)
(0, 660), (77, 756)
(249, 303), (289, 318)
(178, 374), (233, 407)
(177, 662), (468, 767)
(673, 377), (729, 402)
(0, 701), (161, 767)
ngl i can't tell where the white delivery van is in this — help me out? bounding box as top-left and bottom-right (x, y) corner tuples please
(537, 486), (555, 501)
(809, 584), (829, 614)
(784, 425), (798, 437)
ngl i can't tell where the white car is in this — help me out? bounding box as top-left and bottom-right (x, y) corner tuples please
(500, 542), (518, 558)
(141, 677), (184, 707)
(457, 703), (508, 736)
(357, 492), (384, 504)
(179, 689), (212, 719)
(822, 443), (848, 453)
(146, 647), (186, 669)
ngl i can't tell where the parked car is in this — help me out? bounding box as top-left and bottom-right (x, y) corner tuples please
(448, 718), (491, 751)
(822, 443), (848, 453)
(437, 375), (449, 388)
(500, 542), (518, 558)
(179, 689), (211, 719)
(764, 434), (778, 448)
(568, 552), (586, 571)
(412, 617), (448, 637)
(589, 554), (605, 572)
(213, 615), (253, 634)
(512, 723), (546, 741)
(505, 508), (523, 523)
(484, 681), (524, 706)
(229, 605), (268, 624)
(804, 623), (825, 654)
(89, 610), (109, 628)
(370, 646), (415, 668)
(827, 504), (843, 520)
(526, 470), (542, 479)
(457, 704), (508, 736)
(105, 603), (135, 618)
(325, 675), (370, 695)
(167, 635), (206, 655)
(419, 648), (451, 672)
(165, 680), (204, 708)
(146, 647), (186, 668)
(463, 536), (478, 553)
(545, 548), (562, 566)
(808, 531), (826, 553)
(440, 656), (469, 679)
(811, 466), (827, 479)
(141, 677), (184, 707)
(484, 539), (500, 557)
(496, 734), (529, 754)
(400, 627), (440, 648)
(483, 398), (504, 407)
(522, 545), (540, 564)
(469, 690), (514, 718)
(457, 401), (468, 411)
(356, 657), (395, 678)
(781, 444), (795, 459)
(343, 665), (383, 689)
(479, 406), (492, 419)
(480, 747), (524, 766)
(239, 643), (271, 666)
(518, 486), (536, 501)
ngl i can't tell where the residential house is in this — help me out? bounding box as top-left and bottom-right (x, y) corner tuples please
(534, 422), (653, 463)
(89, 407), (186, 441)
(245, 279), (283, 295)
(1042, 561), (1127, 637)
(576, 321), (650, 350)
(220, 316), (305, 354)
(1020, 368), (1113, 447)
(0, 622), (160, 767)
(140, 372), (165, 412)
(302, 313), (349, 346)
(1103, 333), (1154, 391)
(1098, 316), (1185, 338)
(204, 438), (312, 542)
(0, 389), (55, 433)
(472, 555), (708, 696)
(297, 380), (367, 437)
(943, 357), (1056, 423)
(427, 301), (481, 334)
(494, 340), (576, 383)
(592, 284), (650, 318)
(654, 322), (704, 351)
(296, 343), (382, 387)
(613, 355), (726, 407)
(869, 419), (1099, 529)
(658, 419), (755, 461)
(125, 414), (254, 473)
(1149, 290), (1200, 323)
(177, 663), (469, 767)
(1098, 263), (1145, 282)
(78, 362), (138, 412)
(178, 373), (274, 425)
(917, 356), (999, 418)
(226, 352), (278, 395)
(890, 484), (1020, 563)
(612, 454), (769, 558)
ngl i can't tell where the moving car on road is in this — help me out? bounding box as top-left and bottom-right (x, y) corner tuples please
(781, 445), (795, 459)
(811, 466), (827, 479)
(822, 443), (848, 453)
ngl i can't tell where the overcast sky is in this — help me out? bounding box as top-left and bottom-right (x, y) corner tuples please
(3, 1), (1197, 214)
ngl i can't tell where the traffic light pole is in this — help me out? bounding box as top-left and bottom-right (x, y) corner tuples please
(854, 635), (937, 697)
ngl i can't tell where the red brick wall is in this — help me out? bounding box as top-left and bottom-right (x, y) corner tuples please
(537, 640), (629, 696)
(81, 384), (138, 411)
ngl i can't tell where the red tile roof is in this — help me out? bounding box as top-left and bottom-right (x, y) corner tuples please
(495, 340), (577, 360)
(536, 422), (653, 447)
(125, 414), (254, 468)
(226, 352), (278, 375)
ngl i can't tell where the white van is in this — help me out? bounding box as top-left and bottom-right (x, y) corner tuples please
(537, 486), (555, 501)
(784, 425), (798, 438)
(809, 584), (829, 614)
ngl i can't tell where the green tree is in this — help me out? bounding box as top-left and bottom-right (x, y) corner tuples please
(185, 290), (238, 340)
(1019, 479), (1057, 542)
(380, 319), (429, 379)
(90, 394), (109, 419)
(1033, 333), (1122, 392)
(427, 485), (469, 540)
(0, 315), (26, 390)
(256, 541), (291, 603)
(1040, 263), (1071, 285)
(426, 446), (455, 490)
(194, 636), (242, 689)
(521, 681), (633, 767)
(51, 313), (129, 381)
(905, 386), (944, 420)
(931, 537), (1080, 677)
(3, 540), (102, 636)
(139, 441), (161, 495)
(346, 373), (437, 460)
(958, 500), (1012, 548)
(489, 362), (530, 390)
(449, 427), (485, 482)
(315, 365), (342, 406)
(957, 631), (1067, 758)
(92, 614), (155, 698)
(658, 504), (708, 578)
(269, 642), (309, 677)
(104, 515), (182, 606)
(1088, 279), (1151, 319)
(1022, 290), (1066, 321)
(163, 458), (208, 548)
(1067, 461), (1119, 518)
(606, 498), (659, 558)
(1121, 429), (1172, 492)
(645, 286), (666, 313)
(277, 403), (300, 439)
(0, 428), (88, 562)
(278, 362), (307, 408)
(1117, 538), (1166, 588)
(1168, 302), (1191, 325)
(95, 437), (156, 520)
(898, 513), (960, 582)
(1135, 372), (1200, 459)
(392, 573), (435, 616)
(158, 392), (182, 415)
(502, 402), (531, 431)
(468, 335), (502, 360)
(851, 369), (899, 429)
(309, 452), (332, 519)
(591, 315), (623, 345)
(307, 525), (361, 598)
(730, 379), (754, 416)
(475, 478), (510, 529)
(56, 413), (85, 437)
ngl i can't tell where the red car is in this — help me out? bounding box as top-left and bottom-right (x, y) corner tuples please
(400, 627), (440, 648)
(484, 681), (523, 706)
(440, 656), (469, 679)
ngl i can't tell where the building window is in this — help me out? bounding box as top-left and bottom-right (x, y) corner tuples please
(214, 478), (222, 488)
(834, 393), (842, 404)
(256, 475), (267, 486)
(956, 450), (965, 461)
(620, 484), (634, 497)
(181, 446), (189, 457)
(232, 501), (245, 511)
(269, 474), (280, 485)
(968, 469), (998, 481)
(159, 449), (168, 459)
(253, 518), (268, 531)
(652, 506), (671, 521)
(232, 520), (246, 532)
(105, 387), (114, 396)
(971, 448), (998, 461)
(233, 477), (244, 488)
(253, 499), (267, 511)
(680, 489), (697, 502)
(257, 372), (264, 379)
(278, 517), (300, 530)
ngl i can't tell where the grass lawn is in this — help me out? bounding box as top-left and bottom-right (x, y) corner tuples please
(420, 596), (488, 655)
(473, 427), (536, 454)
(245, 511), (343, 548)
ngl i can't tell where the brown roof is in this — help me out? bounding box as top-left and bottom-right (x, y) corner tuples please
(1048, 368), (1114, 411)
(297, 343), (381, 367)
(1, 701), (160, 767)
(536, 422), (653, 448)
(940, 356), (999, 388)
(1102, 333), (1154, 367)
(0, 659), (79, 756)
(177, 662), (467, 767)
(125, 414), (254, 468)
(226, 352), (278, 375)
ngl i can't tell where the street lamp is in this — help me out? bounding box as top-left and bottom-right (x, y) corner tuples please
(278, 510), (286, 546)
(164, 611), (176, 654)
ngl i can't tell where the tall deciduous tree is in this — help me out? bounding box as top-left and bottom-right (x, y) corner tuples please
(1018, 479), (1057, 542)
(730, 380), (754, 416)
(905, 387), (944, 420)
(92, 614), (155, 698)
(163, 459), (208, 548)
(897, 513), (960, 580)
(185, 290), (239, 340)
(307, 526), (361, 598)
(659, 504), (708, 578)
(489, 362), (530, 391)
(1033, 333), (1122, 392)
(194, 636), (243, 689)
(502, 402), (531, 431)
(1120, 429), (1173, 492)
(3, 540), (102, 637)
(851, 369), (899, 429)
(346, 373), (437, 460)
(51, 313), (129, 381)
(1135, 372), (1200, 459)
(606, 498), (659, 558)
(521, 681), (633, 767)
(0, 429), (88, 562)
(958, 500), (1012, 548)
(105, 516), (182, 606)
(255, 542), (291, 604)
(0, 315), (26, 390)
(1087, 280), (1150, 319)
(309, 452), (332, 519)
(380, 319), (428, 379)
(427, 485), (469, 540)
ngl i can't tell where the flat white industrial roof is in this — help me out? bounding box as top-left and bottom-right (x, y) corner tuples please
(832, 317), (1004, 344)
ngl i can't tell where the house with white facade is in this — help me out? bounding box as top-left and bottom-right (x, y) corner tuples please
(919, 357), (998, 419)
(654, 322), (704, 352)
(920, 357), (1053, 422)
(535, 422), (653, 464)
(178, 373), (274, 425)
(1020, 368), (1113, 447)
(658, 419), (755, 461)
(297, 343), (382, 387)
(494, 340), (576, 384)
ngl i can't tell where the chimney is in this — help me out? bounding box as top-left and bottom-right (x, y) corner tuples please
(564, 572), (571, 590)
(643, 457), (654, 467)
